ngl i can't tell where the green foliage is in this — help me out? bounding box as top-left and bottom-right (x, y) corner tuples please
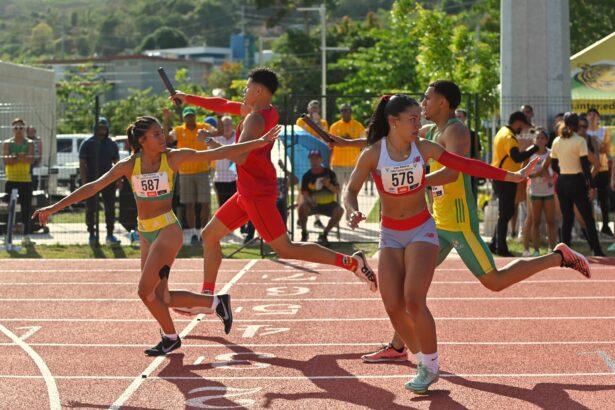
(103, 89), (168, 136)
(570, 0), (615, 53)
(56, 65), (113, 133)
(137, 26), (189, 52)
(330, 1), (499, 117)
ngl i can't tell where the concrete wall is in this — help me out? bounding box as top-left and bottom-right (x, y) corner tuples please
(500, 0), (571, 129)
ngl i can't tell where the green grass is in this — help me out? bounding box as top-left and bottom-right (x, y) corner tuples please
(366, 198), (381, 223)
(0, 241), (380, 259)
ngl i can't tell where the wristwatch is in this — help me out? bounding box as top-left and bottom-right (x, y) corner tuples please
(204, 136), (213, 143)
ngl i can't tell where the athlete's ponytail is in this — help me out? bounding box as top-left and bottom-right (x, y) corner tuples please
(126, 116), (160, 153)
(366, 94), (420, 145)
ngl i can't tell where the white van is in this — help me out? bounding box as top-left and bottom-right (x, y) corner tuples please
(55, 133), (89, 188)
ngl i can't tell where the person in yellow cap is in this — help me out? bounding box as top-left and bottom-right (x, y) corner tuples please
(163, 106), (216, 245)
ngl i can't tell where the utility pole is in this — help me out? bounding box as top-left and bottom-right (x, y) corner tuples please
(298, 4), (327, 116)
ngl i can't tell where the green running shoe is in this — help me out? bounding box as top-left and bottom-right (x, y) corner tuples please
(405, 363), (439, 394)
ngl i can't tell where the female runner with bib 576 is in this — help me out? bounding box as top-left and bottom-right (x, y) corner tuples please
(344, 95), (537, 394)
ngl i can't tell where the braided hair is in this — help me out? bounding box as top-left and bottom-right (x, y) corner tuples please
(126, 116), (160, 153)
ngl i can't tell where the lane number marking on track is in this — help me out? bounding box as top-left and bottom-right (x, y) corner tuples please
(266, 286), (310, 296)
(236, 325), (290, 338)
(211, 352), (276, 370)
(16, 326), (42, 341)
(578, 351), (615, 373)
(252, 304), (301, 315)
(272, 273), (316, 282)
(186, 386), (261, 408)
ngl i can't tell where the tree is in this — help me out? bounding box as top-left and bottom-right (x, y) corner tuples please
(56, 65), (113, 134)
(30, 21), (54, 55)
(570, 0), (615, 53)
(137, 26), (189, 52)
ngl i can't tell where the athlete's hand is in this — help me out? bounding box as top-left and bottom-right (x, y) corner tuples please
(326, 132), (349, 146)
(259, 125), (282, 144)
(347, 211), (366, 230)
(32, 205), (57, 226)
(170, 91), (187, 104)
(509, 157), (540, 182)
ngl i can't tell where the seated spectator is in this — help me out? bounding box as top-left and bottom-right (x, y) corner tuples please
(296, 99), (328, 229)
(298, 150), (344, 246)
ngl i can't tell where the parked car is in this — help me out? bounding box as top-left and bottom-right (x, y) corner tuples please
(55, 133), (88, 190)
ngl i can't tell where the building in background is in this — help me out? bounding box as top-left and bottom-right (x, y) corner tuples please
(40, 55), (212, 102)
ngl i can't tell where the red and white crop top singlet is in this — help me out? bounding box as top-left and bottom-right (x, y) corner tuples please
(372, 137), (426, 196)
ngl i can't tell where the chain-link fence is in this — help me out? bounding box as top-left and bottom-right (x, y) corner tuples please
(3, 92), (486, 249)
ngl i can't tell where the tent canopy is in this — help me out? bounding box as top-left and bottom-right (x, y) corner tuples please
(571, 31), (615, 115)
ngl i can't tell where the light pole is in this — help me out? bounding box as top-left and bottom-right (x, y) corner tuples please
(298, 4), (327, 115)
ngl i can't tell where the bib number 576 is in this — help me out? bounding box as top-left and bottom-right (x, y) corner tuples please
(391, 171), (414, 187)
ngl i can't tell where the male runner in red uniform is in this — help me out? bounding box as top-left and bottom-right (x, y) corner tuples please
(171, 68), (376, 314)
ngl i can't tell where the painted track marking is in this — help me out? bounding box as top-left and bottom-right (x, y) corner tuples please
(0, 324), (61, 410)
(108, 259), (257, 410)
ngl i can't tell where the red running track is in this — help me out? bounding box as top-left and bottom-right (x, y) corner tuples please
(1, 257), (615, 409)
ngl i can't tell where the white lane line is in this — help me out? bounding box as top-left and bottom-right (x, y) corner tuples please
(1, 372), (614, 381)
(1, 269), (241, 273)
(2, 279), (615, 286)
(4, 316), (615, 323)
(4, 296), (615, 302)
(0, 324), (61, 410)
(108, 259), (257, 410)
(6, 267), (613, 274)
(193, 356), (205, 365)
(2, 340), (615, 348)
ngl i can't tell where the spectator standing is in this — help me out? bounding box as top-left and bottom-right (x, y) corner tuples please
(164, 107), (215, 245)
(586, 108), (612, 237)
(3, 118), (34, 245)
(514, 104), (535, 240)
(207, 116), (237, 207)
(329, 103), (366, 192)
(79, 117), (121, 246)
(550, 112), (604, 256)
(26, 126), (42, 189)
(526, 128), (557, 255)
(298, 150), (344, 246)
(489, 111), (538, 256)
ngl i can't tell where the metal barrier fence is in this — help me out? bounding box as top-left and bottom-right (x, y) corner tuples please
(2, 92), (484, 249)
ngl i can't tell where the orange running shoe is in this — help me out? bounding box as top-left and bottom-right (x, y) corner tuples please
(361, 343), (408, 363)
(554, 243), (591, 278)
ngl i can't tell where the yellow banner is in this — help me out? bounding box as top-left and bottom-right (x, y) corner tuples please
(572, 99), (615, 116)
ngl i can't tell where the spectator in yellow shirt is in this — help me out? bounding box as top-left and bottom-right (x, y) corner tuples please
(164, 106), (215, 245)
(489, 111), (538, 256)
(329, 103), (366, 193)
